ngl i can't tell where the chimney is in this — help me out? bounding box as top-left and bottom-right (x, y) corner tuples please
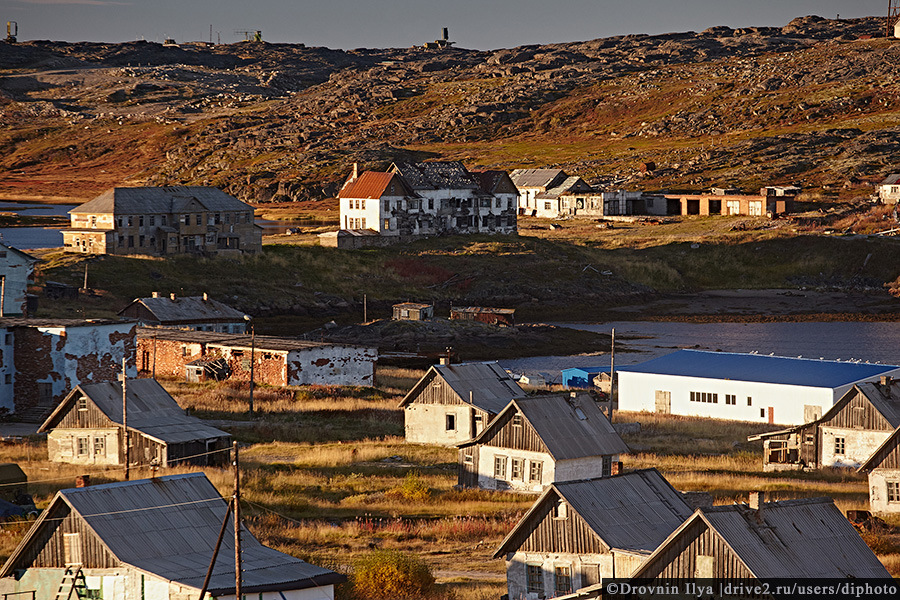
(442, 27), (449, 41)
(439, 356), (450, 366)
(170, 293), (176, 301)
(749, 491), (764, 513)
(351, 162), (359, 181)
(151, 291), (159, 298)
(202, 292), (208, 302)
(76, 475), (90, 488)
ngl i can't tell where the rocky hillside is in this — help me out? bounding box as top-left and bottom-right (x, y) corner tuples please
(1, 15), (898, 202)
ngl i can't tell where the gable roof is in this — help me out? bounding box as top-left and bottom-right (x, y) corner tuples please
(493, 468), (692, 558)
(880, 174), (900, 186)
(399, 362), (524, 414)
(509, 168), (568, 189)
(469, 170), (518, 196)
(858, 423), (900, 472)
(631, 498), (890, 579)
(0, 243), (39, 265)
(120, 295), (248, 324)
(39, 379), (229, 444)
(70, 187), (252, 215)
(536, 176), (594, 199)
(0, 473), (343, 594)
(137, 326), (356, 353)
(338, 171), (414, 199)
(618, 350), (900, 389)
(462, 393), (628, 460)
(390, 161), (480, 191)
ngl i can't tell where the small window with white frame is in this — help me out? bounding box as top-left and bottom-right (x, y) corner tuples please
(887, 481), (900, 503)
(494, 455), (507, 480)
(834, 437), (845, 455)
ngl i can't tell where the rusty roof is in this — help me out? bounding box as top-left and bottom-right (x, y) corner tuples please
(450, 306), (515, 315)
(399, 361), (524, 414)
(493, 468), (693, 557)
(632, 497), (890, 578)
(0, 473), (344, 594)
(338, 171), (413, 199)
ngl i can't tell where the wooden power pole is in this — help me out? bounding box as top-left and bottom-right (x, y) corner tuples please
(233, 441), (242, 599)
(120, 357), (129, 480)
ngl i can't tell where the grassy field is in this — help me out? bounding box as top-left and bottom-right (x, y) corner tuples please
(1, 368), (898, 597)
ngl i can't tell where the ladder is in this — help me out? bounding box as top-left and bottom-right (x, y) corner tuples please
(54, 566), (85, 600)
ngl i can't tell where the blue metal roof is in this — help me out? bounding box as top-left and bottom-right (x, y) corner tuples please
(618, 350), (899, 389)
(561, 366), (607, 376)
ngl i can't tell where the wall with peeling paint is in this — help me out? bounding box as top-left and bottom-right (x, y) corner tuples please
(0, 247), (36, 316)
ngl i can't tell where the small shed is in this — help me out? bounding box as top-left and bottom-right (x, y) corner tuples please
(450, 306), (515, 326)
(561, 366), (607, 389)
(393, 302), (434, 321)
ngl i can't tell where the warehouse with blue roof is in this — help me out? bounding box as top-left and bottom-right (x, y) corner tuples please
(617, 350), (900, 425)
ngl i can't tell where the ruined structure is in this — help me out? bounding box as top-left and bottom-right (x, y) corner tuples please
(0, 244), (37, 317)
(119, 292), (248, 333)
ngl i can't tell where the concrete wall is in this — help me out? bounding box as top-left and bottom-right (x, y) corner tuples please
(0, 249), (34, 316)
(476, 446), (553, 492)
(868, 469), (900, 515)
(556, 455), (618, 482)
(217, 585), (335, 600)
(505, 551), (643, 600)
(48, 428), (120, 465)
(879, 183), (900, 204)
(820, 427), (892, 468)
(404, 403), (476, 445)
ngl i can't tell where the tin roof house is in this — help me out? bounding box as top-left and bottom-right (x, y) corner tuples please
(628, 493), (890, 579)
(749, 377), (900, 471)
(858, 423), (900, 515)
(493, 468), (693, 599)
(457, 393), (628, 492)
(617, 349), (900, 425)
(401, 361), (525, 446)
(39, 378), (231, 468)
(877, 173), (900, 204)
(119, 292), (249, 333)
(509, 169), (569, 216)
(0, 473), (344, 600)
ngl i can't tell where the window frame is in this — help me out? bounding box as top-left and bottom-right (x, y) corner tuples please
(526, 564), (543, 595)
(493, 455), (507, 480)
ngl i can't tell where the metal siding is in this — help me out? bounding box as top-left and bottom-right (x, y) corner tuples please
(514, 395), (629, 459)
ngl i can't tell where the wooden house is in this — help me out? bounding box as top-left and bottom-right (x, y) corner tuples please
(392, 302), (434, 321)
(119, 292), (248, 333)
(858, 424), (900, 514)
(457, 393), (628, 492)
(493, 468), (693, 599)
(509, 169), (569, 216)
(629, 493), (890, 579)
(0, 473), (344, 600)
(401, 361), (524, 446)
(39, 379), (231, 468)
(749, 377), (900, 471)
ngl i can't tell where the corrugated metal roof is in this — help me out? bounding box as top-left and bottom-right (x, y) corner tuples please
(618, 350), (900, 389)
(1, 474), (342, 593)
(856, 381), (900, 427)
(535, 176), (594, 200)
(39, 379), (229, 444)
(513, 394), (629, 459)
(469, 170), (507, 194)
(70, 187), (253, 215)
(121, 295), (247, 324)
(136, 327), (363, 352)
(393, 302), (433, 310)
(338, 171), (412, 199)
(493, 468), (691, 558)
(703, 499), (889, 578)
(881, 174), (900, 185)
(399, 362), (524, 413)
(0, 317), (130, 329)
(509, 168), (567, 189)
(391, 161), (480, 191)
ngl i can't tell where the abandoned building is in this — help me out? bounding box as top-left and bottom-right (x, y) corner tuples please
(137, 327), (377, 387)
(666, 190), (793, 217)
(876, 174), (900, 204)
(858, 424), (900, 515)
(749, 377), (900, 471)
(0, 244), (37, 317)
(401, 361), (525, 446)
(0, 473), (345, 600)
(510, 169), (569, 216)
(0, 318), (136, 419)
(449, 306), (515, 326)
(62, 186), (262, 256)
(328, 162), (517, 247)
(39, 378), (231, 468)
(628, 493), (890, 579)
(493, 469), (694, 598)
(392, 302), (434, 321)
(457, 393), (628, 492)
(617, 349), (900, 425)
(118, 292), (249, 333)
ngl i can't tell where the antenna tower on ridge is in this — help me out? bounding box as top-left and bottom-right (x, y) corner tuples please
(888, 0), (900, 37)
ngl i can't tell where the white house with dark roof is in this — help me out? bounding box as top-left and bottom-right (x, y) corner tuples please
(458, 393), (628, 492)
(877, 173), (900, 204)
(0, 243), (37, 317)
(858, 424), (900, 515)
(494, 469), (694, 598)
(401, 361), (525, 445)
(0, 473), (344, 600)
(618, 349), (900, 426)
(62, 186), (262, 256)
(509, 169), (569, 216)
(119, 292), (249, 333)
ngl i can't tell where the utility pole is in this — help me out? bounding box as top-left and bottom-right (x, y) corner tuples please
(119, 357), (129, 480)
(363, 294), (367, 323)
(0, 275), (5, 317)
(609, 328), (616, 418)
(249, 325), (255, 416)
(152, 331), (158, 379)
(83, 263), (88, 291)
(233, 441), (242, 600)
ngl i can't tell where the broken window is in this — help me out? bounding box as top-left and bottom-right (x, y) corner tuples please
(493, 455), (507, 480)
(139, 216), (144, 227)
(526, 565), (543, 594)
(888, 481), (900, 503)
(76, 437), (90, 456)
(93, 437), (105, 456)
(602, 456), (612, 477)
(149, 215), (155, 226)
(553, 500), (567, 520)
(554, 566), (571, 596)
(511, 458), (523, 480)
(834, 437), (845, 455)
(195, 214), (202, 226)
(445, 413), (456, 431)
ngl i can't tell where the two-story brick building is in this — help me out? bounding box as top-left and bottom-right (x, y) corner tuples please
(62, 186), (262, 256)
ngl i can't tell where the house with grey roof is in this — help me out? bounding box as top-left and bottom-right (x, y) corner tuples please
(0, 243), (37, 317)
(858, 424), (900, 515)
(749, 376), (900, 471)
(0, 473), (344, 600)
(458, 393), (628, 492)
(628, 492), (890, 579)
(509, 169), (569, 216)
(119, 292), (248, 333)
(400, 361), (525, 446)
(62, 186), (262, 256)
(536, 176), (595, 219)
(493, 468), (693, 598)
(39, 378), (231, 468)
(877, 173), (900, 204)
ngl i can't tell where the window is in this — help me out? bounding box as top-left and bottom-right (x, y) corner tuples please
(530, 461), (543, 483)
(127, 216), (133, 227)
(747, 396), (752, 406)
(215, 213), (221, 224)
(195, 214), (202, 225)
(3, 334), (8, 346)
(511, 458), (524, 480)
(512, 414), (523, 427)
(161, 216), (167, 225)
(725, 394), (736, 405)
(4, 374), (10, 385)
(361, 218), (366, 229)
(544, 201), (552, 210)
(182, 214), (189, 225)
(225, 213), (230, 224)
(760, 408), (765, 418)
(690, 391), (718, 403)
(383, 219), (390, 230)
(76, 437), (90, 456)
(553, 500), (567, 520)
(463, 452), (473, 464)
(383, 199), (390, 211)
(473, 414), (484, 434)
(118, 236), (124, 247)
(526, 565), (543, 594)
(602, 456), (612, 477)
(888, 481), (900, 503)
(139, 235), (145, 247)
(554, 566), (572, 596)
(834, 437), (845, 455)
(117, 217), (123, 227)
(445, 413), (456, 431)
(93, 437), (105, 456)
(128, 236), (134, 248)
(494, 456), (507, 480)
(852, 406), (865, 429)
(149, 215), (155, 226)
(360, 200), (365, 210)
(139, 216), (144, 226)
(428, 198), (434, 210)
(77, 396), (88, 411)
